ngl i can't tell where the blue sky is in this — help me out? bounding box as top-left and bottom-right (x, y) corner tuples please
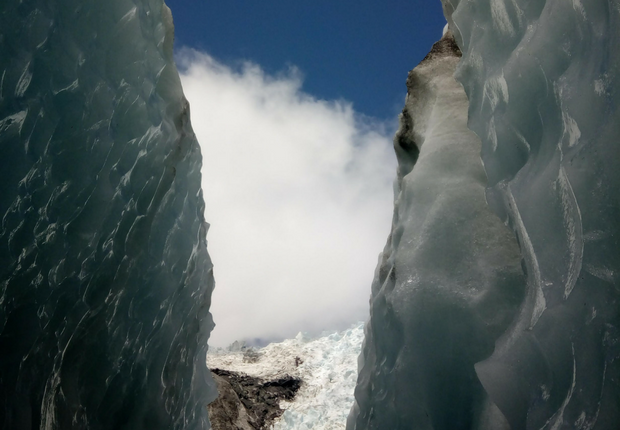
(165, 0), (447, 119)
(165, 1), (447, 346)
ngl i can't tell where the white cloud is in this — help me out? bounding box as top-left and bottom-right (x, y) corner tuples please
(177, 49), (397, 347)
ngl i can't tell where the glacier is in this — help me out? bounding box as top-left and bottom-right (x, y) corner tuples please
(349, 1), (619, 429)
(348, 30), (526, 430)
(446, 0), (620, 428)
(0, 0), (216, 429)
(2, 0), (619, 428)
(207, 324), (364, 430)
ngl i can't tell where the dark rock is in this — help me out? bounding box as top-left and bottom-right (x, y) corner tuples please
(207, 369), (302, 430)
(419, 30), (462, 65)
(207, 373), (254, 430)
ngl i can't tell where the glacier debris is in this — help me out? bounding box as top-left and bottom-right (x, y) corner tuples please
(207, 368), (301, 430)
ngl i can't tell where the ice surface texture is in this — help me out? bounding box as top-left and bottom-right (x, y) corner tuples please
(347, 32), (526, 430)
(0, 1), (216, 429)
(442, 0), (620, 428)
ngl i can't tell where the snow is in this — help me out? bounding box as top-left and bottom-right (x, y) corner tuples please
(208, 324), (364, 430)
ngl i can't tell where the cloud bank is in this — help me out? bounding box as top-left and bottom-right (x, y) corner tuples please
(177, 50), (397, 347)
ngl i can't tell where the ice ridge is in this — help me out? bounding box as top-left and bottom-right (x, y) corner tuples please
(347, 31), (526, 430)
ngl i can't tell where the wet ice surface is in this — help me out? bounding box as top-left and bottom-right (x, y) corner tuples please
(208, 324), (364, 430)
(347, 32), (525, 430)
(0, 1), (216, 428)
(445, 0), (620, 427)
(349, 1), (619, 428)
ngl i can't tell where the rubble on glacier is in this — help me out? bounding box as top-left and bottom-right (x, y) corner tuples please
(208, 368), (301, 430)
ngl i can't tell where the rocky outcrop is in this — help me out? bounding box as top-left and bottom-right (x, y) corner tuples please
(208, 369), (301, 430)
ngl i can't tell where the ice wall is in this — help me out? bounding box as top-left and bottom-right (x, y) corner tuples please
(442, 0), (620, 428)
(0, 1), (217, 429)
(347, 32), (526, 430)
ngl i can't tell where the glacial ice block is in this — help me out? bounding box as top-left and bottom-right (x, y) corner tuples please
(442, 0), (620, 428)
(347, 32), (526, 430)
(0, 1), (216, 429)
